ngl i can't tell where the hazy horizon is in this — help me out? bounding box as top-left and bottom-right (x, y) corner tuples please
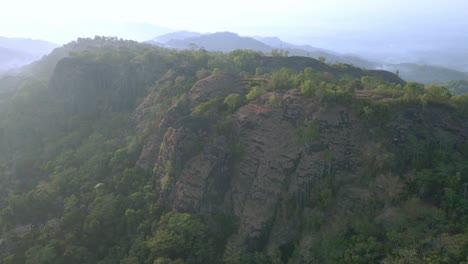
(2, 0), (467, 43)
(2, 0), (468, 70)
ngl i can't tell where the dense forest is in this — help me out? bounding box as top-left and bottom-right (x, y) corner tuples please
(0, 37), (467, 263)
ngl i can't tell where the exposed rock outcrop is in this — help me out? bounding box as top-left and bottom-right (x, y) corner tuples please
(133, 71), (464, 258)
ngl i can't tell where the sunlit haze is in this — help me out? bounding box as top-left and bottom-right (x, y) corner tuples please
(1, 0), (468, 70)
(2, 0), (467, 46)
(1, 0), (468, 262)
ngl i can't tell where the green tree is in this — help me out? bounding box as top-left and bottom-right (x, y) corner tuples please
(342, 236), (385, 264)
(147, 212), (216, 263)
(269, 68), (292, 90)
(424, 85), (452, 102)
(404, 82), (425, 99)
(25, 242), (62, 264)
(229, 49), (263, 73)
(270, 49), (289, 57)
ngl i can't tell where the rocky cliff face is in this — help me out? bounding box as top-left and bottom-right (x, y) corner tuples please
(133, 71), (467, 257)
(49, 54), (174, 118)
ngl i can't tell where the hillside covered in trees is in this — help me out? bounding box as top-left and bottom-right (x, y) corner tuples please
(0, 37), (467, 264)
(148, 31), (468, 85)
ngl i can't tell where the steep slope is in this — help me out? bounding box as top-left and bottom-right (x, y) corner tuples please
(133, 70), (467, 262)
(0, 40), (466, 264)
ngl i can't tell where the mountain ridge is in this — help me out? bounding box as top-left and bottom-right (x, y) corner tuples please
(149, 31), (377, 69)
(148, 30), (468, 84)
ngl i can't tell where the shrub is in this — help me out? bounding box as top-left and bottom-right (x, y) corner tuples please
(192, 97), (224, 116)
(268, 94), (281, 106)
(300, 80), (317, 96)
(246, 86), (266, 101)
(224, 94), (244, 112)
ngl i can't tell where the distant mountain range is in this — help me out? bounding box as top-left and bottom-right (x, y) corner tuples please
(150, 31), (272, 53)
(382, 63), (468, 84)
(0, 37), (58, 72)
(148, 31), (468, 84)
(148, 31), (377, 69)
(152, 31), (202, 44)
(252, 35), (378, 69)
(1, 30), (467, 85)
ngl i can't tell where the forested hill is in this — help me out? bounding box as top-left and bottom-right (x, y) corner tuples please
(0, 37), (467, 264)
(149, 31), (468, 85)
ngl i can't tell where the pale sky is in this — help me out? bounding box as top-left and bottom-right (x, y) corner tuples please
(1, 0), (468, 49)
